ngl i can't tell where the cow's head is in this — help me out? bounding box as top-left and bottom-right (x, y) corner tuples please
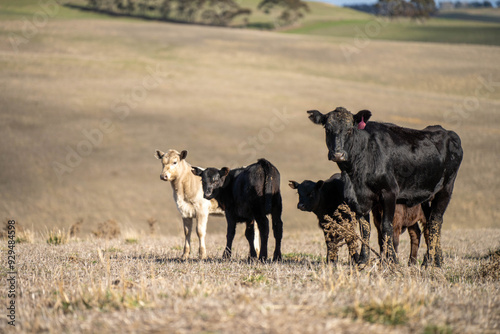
(289, 180), (324, 212)
(155, 149), (188, 181)
(308, 107), (371, 162)
(191, 166), (230, 200)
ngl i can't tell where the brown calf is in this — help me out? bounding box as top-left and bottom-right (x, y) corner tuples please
(372, 204), (427, 265)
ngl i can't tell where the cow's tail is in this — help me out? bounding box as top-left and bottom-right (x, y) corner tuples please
(258, 159), (274, 213)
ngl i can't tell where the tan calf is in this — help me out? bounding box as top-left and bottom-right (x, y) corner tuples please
(155, 149), (224, 260)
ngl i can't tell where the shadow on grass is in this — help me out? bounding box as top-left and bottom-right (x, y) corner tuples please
(128, 254), (324, 265)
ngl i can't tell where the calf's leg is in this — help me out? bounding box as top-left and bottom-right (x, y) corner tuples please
(245, 221), (258, 259)
(182, 217), (193, 260)
(254, 212), (270, 262)
(196, 212), (208, 260)
(407, 223), (421, 266)
(223, 215), (237, 259)
(271, 193), (283, 261)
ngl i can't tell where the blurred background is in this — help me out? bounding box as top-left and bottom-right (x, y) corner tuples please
(1, 0), (499, 237)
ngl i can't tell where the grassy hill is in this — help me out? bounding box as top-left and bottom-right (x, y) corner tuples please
(1, 0), (499, 236)
(1, 2), (500, 332)
(284, 5), (500, 46)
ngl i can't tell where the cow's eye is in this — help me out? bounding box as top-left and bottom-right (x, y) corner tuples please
(173, 161), (177, 165)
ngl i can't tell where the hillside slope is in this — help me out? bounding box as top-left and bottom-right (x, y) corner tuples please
(0, 1), (499, 235)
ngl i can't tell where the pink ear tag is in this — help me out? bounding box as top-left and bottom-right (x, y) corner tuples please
(358, 116), (366, 130)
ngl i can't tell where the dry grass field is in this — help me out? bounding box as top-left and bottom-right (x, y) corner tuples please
(1, 226), (500, 333)
(1, 1), (500, 333)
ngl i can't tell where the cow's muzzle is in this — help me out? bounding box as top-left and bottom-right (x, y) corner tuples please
(329, 151), (347, 162)
(297, 203), (307, 211)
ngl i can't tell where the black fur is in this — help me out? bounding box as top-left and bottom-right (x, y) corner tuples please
(309, 107), (463, 267)
(192, 159), (283, 261)
(289, 174), (365, 265)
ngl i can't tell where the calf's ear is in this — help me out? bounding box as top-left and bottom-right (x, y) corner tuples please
(315, 180), (325, 190)
(219, 167), (230, 177)
(155, 150), (165, 159)
(180, 150), (188, 160)
(353, 110), (372, 129)
(192, 167), (203, 176)
(288, 181), (299, 189)
(307, 110), (327, 125)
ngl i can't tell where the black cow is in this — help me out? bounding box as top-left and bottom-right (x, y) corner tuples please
(289, 174), (360, 265)
(308, 107), (463, 267)
(192, 159), (283, 262)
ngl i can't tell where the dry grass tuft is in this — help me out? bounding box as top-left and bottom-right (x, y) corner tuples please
(92, 219), (121, 239)
(147, 217), (158, 235)
(321, 203), (359, 262)
(46, 228), (69, 245)
(69, 219), (83, 238)
(1, 219), (34, 243)
(479, 247), (500, 281)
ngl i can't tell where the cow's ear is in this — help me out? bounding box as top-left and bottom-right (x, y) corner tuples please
(191, 167), (203, 176)
(289, 181), (299, 189)
(307, 110), (327, 125)
(180, 150), (188, 160)
(219, 167), (230, 177)
(155, 150), (165, 160)
(315, 180), (324, 190)
(354, 110), (372, 129)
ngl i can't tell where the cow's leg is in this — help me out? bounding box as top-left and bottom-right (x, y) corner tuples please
(196, 212), (208, 260)
(380, 190), (398, 263)
(271, 193), (283, 261)
(223, 215), (237, 259)
(423, 186), (454, 268)
(181, 217), (193, 260)
(407, 223), (421, 266)
(245, 221), (258, 259)
(371, 207), (383, 256)
(357, 214), (371, 265)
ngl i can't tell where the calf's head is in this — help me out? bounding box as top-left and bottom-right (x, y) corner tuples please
(308, 107), (371, 162)
(289, 180), (324, 212)
(154, 149), (188, 181)
(192, 167), (230, 200)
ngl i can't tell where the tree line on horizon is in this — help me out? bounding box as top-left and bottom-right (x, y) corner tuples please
(376, 0), (437, 18)
(85, 0), (310, 27)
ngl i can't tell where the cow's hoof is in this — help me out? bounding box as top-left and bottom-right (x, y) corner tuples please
(272, 253), (282, 262)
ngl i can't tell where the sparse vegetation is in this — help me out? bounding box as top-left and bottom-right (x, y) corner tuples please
(1, 1), (500, 332)
(46, 228), (70, 245)
(147, 217), (158, 235)
(92, 220), (121, 239)
(1, 228), (499, 332)
(70, 219), (83, 238)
